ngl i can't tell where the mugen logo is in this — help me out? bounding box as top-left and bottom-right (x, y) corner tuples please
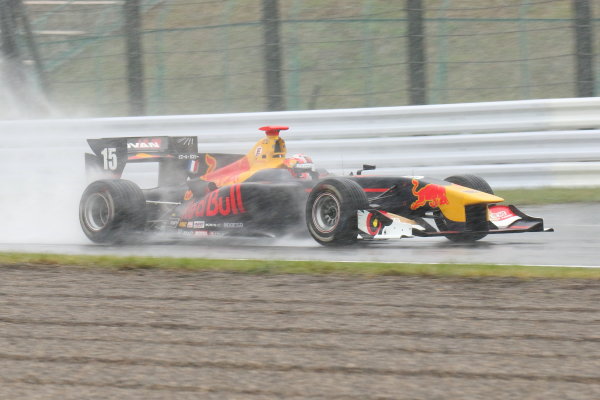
(181, 184), (246, 219)
(410, 179), (449, 210)
(176, 137), (195, 146)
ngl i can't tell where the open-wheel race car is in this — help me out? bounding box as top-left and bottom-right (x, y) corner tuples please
(79, 126), (552, 245)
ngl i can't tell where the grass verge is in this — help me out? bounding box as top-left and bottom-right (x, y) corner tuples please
(0, 252), (598, 279)
(496, 187), (600, 205)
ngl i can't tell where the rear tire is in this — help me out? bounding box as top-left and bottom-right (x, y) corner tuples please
(79, 179), (147, 244)
(435, 174), (494, 243)
(306, 178), (369, 246)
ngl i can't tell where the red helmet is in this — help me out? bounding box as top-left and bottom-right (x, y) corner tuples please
(285, 153), (314, 179)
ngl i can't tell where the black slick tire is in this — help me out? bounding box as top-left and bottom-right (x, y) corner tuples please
(306, 178), (369, 246)
(79, 179), (147, 244)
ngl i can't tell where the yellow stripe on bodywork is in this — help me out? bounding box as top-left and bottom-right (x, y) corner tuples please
(439, 184), (504, 222)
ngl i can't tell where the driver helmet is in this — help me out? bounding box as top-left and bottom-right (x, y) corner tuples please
(285, 153), (314, 179)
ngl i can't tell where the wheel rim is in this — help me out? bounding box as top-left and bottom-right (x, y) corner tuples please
(83, 192), (112, 231)
(312, 192), (340, 233)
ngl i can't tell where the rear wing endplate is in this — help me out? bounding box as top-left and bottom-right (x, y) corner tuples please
(85, 136), (198, 184)
(85, 136), (244, 187)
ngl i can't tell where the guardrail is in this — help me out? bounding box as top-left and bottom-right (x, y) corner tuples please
(1, 98), (599, 188)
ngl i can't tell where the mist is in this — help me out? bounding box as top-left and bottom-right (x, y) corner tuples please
(0, 119), (166, 245)
(0, 57), (55, 120)
(0, 60), (96, 244)
(0, 125), (88, 244)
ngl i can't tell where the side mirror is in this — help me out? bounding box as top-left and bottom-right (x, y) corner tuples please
(357, 164), (376, 176)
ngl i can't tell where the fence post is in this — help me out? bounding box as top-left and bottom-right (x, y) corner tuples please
(407, 0), (427, 105)
(124, 0), (146, 115)
(0, 0), (19, 60)
(0, 0), (27, 109)
(572, 0), (595, 97)
(262, 0), (285, 111)
(13, 0), (49, 96)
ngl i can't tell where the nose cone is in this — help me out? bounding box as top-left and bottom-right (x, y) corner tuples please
(448, 185), (504, 205)
(440, 184), (504, 222)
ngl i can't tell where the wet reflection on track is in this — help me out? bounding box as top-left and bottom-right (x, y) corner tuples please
(1, 204), (598, 268)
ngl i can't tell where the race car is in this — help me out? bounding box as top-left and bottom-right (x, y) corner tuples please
(79, 126), (552, 245)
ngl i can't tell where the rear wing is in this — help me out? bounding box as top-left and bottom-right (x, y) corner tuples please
(85, 136), (242, 186)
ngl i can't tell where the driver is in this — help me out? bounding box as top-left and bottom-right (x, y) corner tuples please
(284, 153), (315, 179)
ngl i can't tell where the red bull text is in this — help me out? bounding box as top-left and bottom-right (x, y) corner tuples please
(182, 184), (246, 219)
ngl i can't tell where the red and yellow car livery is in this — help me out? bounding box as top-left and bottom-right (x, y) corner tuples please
(79, 126), (552, 245)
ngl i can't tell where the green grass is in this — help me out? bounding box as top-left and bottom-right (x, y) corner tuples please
(496, 187), (600, 205)
(1, 252), (599, 279)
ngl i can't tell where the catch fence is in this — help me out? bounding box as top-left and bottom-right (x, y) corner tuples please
(0, 0), (598, 117)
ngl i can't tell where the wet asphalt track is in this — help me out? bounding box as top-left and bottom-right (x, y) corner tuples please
(0, 204), (598, 267)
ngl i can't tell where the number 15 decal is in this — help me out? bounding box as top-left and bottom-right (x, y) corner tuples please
(101, 148), (118, 170)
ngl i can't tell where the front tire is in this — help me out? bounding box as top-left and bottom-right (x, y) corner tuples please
(306, 178), (369, 246)
(79, 179), (147, 244)
(435, 174), (494, 243)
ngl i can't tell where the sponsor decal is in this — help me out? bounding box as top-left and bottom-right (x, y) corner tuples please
(410, 179), (449, 210)
(255, 146), (263, 157)
(178, 154), (200, 160)
(489, 205), (521, 228)
(295, 163), (313, 170)
(224, 222), (244, 229)
(193, 221), (205, 229)
(181, 184), (247, 219)
(193, 230), (225, 237)
(169, 218), (180, 227)
(489, 206), (515, 221)
(178, 221), (187, 228)
(127, 138), (162, 151)
(205, 154), (217, 174)
(183, 190), (193, 201)
(187, 221), (194, 229)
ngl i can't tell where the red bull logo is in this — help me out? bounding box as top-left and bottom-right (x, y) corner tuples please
(410, 179), (449, 210)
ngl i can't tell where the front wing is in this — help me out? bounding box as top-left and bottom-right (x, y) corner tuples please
(357, 205), (553, 240)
